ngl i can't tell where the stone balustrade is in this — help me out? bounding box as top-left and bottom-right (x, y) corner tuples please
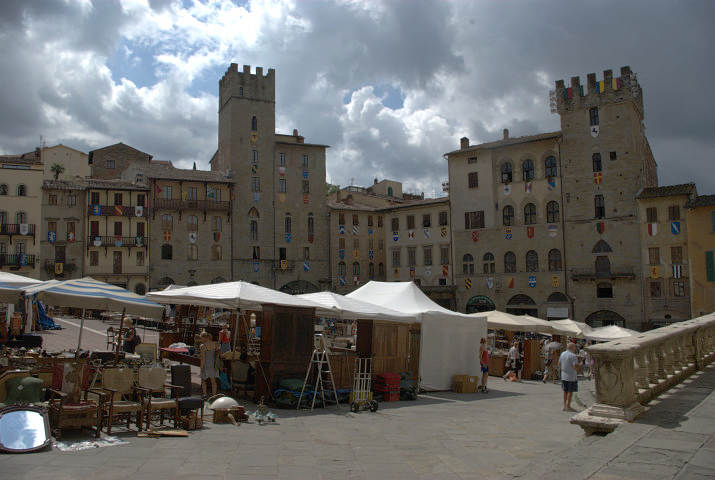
(571, 313), (715, 434)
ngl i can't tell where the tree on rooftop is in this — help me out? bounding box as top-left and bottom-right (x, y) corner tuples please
(50, 162), (65, 180)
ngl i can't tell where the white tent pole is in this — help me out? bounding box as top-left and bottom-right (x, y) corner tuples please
(75, 308), (86, 359)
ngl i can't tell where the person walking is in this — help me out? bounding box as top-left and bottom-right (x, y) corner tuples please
(558, 343), (582, 411)
(478, 337), (489, 393)
(502, 340), (522, 382)
(542, 340), (562, 383)
(199, 330), (220, 398)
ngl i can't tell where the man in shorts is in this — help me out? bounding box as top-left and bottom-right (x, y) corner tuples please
(478, 337), (489, 393)
(558, 343), (581, 411)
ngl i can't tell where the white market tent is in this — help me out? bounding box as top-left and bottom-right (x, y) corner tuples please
(348, 281), (487, 391)
(549, 319), (594, 338)
(585, 324), (640, 342)
(297, 291), (416, 322)
(0, 272), (45, 303)
(145, 280), (323, 311)
(480, 310), (553, 334)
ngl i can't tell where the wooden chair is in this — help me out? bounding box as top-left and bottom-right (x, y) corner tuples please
(99, 368), (144, 434)
(229, 359), (254, 399)
(106, 327), (116, 349)
(170, 365), (203, 422)
(47, 362), (104, 440)
(137, 367), (179, 430)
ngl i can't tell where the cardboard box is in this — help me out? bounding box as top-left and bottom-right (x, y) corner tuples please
(453, 375), (478, 393)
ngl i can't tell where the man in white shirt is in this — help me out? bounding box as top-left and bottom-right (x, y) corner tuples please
(558, 343), (581, 412)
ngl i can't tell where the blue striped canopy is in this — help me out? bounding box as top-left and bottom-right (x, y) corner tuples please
(25, 277), (163, 318)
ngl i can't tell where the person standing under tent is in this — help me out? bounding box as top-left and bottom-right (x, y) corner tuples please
(558, 343), (582, 412)
(218, 324), (232, 354)
(199, 330), (220, 398)
(502, 340), (522, 382)
(478, 337), (490, 393)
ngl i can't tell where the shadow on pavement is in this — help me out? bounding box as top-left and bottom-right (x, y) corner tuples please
(635, 363), (715, 430)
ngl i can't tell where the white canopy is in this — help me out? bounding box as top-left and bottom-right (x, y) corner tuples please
(549, 319), (593, 338)
(585, 324), (640, 342)
(348, 281), (487, 391)
(146, 280), (322, 311)
(480, 310), (552, 334)
(297, 291), (416, 322)
(0, 272), (44, 303)
(24, 277), (163, 318)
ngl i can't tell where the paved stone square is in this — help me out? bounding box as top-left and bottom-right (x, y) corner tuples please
(11, 321), (714, 479)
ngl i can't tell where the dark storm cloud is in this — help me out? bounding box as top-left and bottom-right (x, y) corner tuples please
(0, 0), (712, 195)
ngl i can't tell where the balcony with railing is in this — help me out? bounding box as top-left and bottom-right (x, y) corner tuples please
(87, 205), (147, 217)
(152, 198), (230, 212)
(272, 260), (295, 271)
(0, 253), (36, 268)
(87, 236), (147, 248)
(570, 266), (636, 280)
(0, 223), (36, 236)
(43, 259), (77, 276)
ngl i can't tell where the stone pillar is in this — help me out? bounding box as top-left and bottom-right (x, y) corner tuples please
(588, 344), (645, 421)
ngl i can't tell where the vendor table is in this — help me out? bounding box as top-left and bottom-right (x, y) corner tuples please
(489, 354), (507, 377)
(160, 347), (200, 367)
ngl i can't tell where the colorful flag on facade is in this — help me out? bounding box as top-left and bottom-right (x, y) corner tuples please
(505, 227), (512, 240)
(213, 232), (220, 242)
(548, 224), (558, 237)
(567, 87), (573, 98)
(410, 267), (415, 278)
(440, 227), (447, 237)
(339, 249), (345, 260)
(524, 181), (532, 193)
(547, 178), (556, 191)
(54, 262), (63, 275)
(308, 234), (314, 243)
(648, 223), (658, 236)
(673, 264), (682, 279)
(594, 172), (603, 184)
(528, 275), (536, 288)
(188, 232), (197, 244)
(486, 277), (494, 289)
(164, 231), (171, 242)
(135, 206), (144, 217)
(339, 276), (346, 286)
(650, 266), (659, 278)
(612, 78), (622, 90)
(465, 278), (472, 289)
(302, 170), (308, 179)
(596, 221), (605, 234)
(353, 250), (359, 260)
(92, 205), (101, 215)
(671, 221), (681, 235)
(503, 184), (511, 196)
(253, 261), (260, 273)
(507, 277), (514, 288)
(552, 276), (559, 288)
(339, 225), (345, 235)
(408, 230), (414, 240)
(353, 225), (359, 235)
(368, 250), (374, 260)
(48, 231), (56, 243)
(114, 205), (123, 216)
(303, 261), (310, 272)
(472, 231), (479, 243)
(285, 232), (291, 243)
(67, 232), (75, 243)
(393, 231), (399, 242)
(303, 194), (309, 204)
(526, 226), (534, 239)
(424, 228), (430, 239)
(280, 260), (287, 270)
(154, 183), (162, 195)
(442, 265), (449, 277)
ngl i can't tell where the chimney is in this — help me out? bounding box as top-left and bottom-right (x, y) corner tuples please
(293, 129), (298, 136)
(460, 137), (469, 149)
(374, 178), (378, 184)
(503, 129), (509, 139)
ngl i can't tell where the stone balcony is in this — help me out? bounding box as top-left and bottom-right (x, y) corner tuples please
(571, 312), (715, 434)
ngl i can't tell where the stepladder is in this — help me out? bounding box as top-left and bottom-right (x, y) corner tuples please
(298, 334), (340, 411)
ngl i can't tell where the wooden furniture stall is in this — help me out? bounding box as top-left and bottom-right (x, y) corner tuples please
(255, 305), (315, 402)
(520, 339), (542, 379)
(356, 319), (420, 386)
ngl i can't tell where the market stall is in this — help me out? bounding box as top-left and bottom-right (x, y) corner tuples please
(348, 281), (487, 391)
(585, 324), (640, 342)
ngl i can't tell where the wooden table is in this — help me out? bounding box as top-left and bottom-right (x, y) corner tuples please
(160, 348), (200, 367)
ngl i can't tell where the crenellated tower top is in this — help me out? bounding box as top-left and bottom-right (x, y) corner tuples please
(219, 63), (275, 111)
(551, 66), (643, 118)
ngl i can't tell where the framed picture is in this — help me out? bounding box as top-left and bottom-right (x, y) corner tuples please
(135, 343), (157, 364)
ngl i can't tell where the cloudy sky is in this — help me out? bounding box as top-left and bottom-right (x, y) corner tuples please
(1, 0), (713, 197)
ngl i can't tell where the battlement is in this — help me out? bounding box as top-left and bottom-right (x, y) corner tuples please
(219, 63), (276, 106)
(552, 66), (643, 115)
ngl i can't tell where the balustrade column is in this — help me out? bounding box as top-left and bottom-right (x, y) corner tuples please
(633, 349), (649, 392)
(646, 346), (659, 385)
(588, 344), (644, 421)
(662, 338), (675, 378)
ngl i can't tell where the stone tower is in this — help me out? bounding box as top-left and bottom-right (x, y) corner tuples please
(215, 64), (330, 291)
(555, 66), (657, 329)
(217, 64), (277, 285)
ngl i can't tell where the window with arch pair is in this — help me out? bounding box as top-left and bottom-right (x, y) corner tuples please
(502, 201), (558, 226)
(500, 157), (557, 184)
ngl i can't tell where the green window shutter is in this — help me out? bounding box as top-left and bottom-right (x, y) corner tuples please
(707, 251), (715, 282)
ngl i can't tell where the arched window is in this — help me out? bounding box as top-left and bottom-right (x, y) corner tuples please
(545, 156), (557, 177)
(378, 262), (385, 278)
(251, 115), (257, 131)
(592, 240), (612, 253)
(211, 244), (222, 260)
(369, 262), (375, 280)
(501, 162), (512, 183)
(595, 256), (611, 274)
(337, 261), (346, 276)
(597, 282), (613, 298)
(387, 186), (393, 197)
(16, 211), (26, 224)
(285, 214), (291, 234)
(522, 159), (534, 181)
(161, 244), (173, 260)
(0, 184), (7, 195)
(250, 220), (258, 241)
(187, 215), (198, 231)
(524, 203), (536, 225)
(503, 205), (514, 226)
(352, 262), (360, 276)
(526, 250), (538, 272)
(548, 249), (562, 271)
(483, 252), (495, 273)
(307, 213), (314, 234)
(547, 292), (568, 303)
(592, 153), (602, 172)
(504, 251), (516, 273)
(462, 254), (474, 275)
(16, 184), (26, 196)
(248, 207), (259, 218)
(187, 244), (198, 260)
(546, 201), (560, 223)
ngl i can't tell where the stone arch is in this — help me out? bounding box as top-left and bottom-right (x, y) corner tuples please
(506, 294), (537, 316)
(279, 280), (319, 295)
(547, 292), (569, 303)
(592, 240), (612, 253)
(211, 276), (227, 284)
(507, 294), (536, 305)
(584, 310), (626, 328)
(248, 207), (259, 218)
(466, 295), (495, 314)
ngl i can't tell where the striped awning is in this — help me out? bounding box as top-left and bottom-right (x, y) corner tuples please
(25, 277), (163, 318)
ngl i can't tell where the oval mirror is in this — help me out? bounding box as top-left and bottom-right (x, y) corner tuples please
(0, 406), (51, 453)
